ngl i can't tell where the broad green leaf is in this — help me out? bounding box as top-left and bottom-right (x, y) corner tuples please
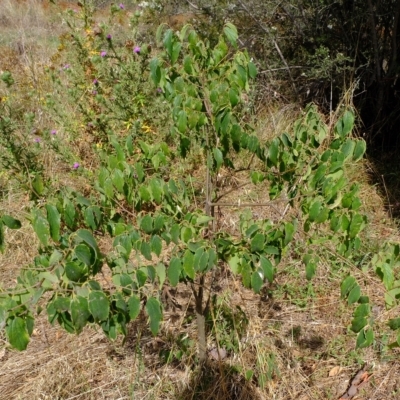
(308, 201), (321, 222)
(171, 42), (182, 64)
(74, 243), (93, 266)
(284, 222), (295, 246)
(6, 317), (30, 351)
(251, 270), (264, 294)
(146, 297), (162, 335)
(353, 140), (366, 162)
(32, 173), (44, 196)
(349, 214), (366, 239)
(139, 186), (151, 202)
(229, 88), (239, 107)
(336, 110), (354, 138)
(1, 215), (21, 229)
(260, 256), (274, 282)
(251, 233), (265, 253)
(76, 229), (100, 259)
(348, 284), (361, 305)
(388, 318), (400, 330)
(140, 241), (152, 261)
(150, 179), (163, 204)
(248, 61), (257, 79)
(354, 304), (370, 318)
(150, 58), (161, 85)
(183, 55), (193, 74)
(177, 110), (187, 133)
(45, 205), (60, 241)
(64, 199), (76, 229)
(33, 212), (50, 246)
(213, 148), (223, 170)
(181, 226), (192, 243)
(155, 263), (166, 287)
(168, 257), (182, 286)
(341, 139), (356, 160)
(84, 206), (101, 230)
(183, 250), (195, 279)
(140, 215), (154, 234)
(88, 291), (109, 322)
(264, 246), (280, 255)
(128, 295), (141, 320)
(268, 139), (279, 166)
(65, 261), (87, 282)
(228, 254), (240, 274)
(112, 169), (124, 193)
(351, 316), (368, 333)
(151, 235), (162, 257)
(356, 328), (374, 348)
(199, 250), (209, 272)
(170, 224), (180, 244)
(223, 22), (238, 47)
(70, 296), (90, 333)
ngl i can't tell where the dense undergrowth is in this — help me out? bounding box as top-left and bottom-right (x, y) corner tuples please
(1, 1), (400, 399)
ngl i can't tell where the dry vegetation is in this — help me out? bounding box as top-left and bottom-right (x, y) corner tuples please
(1, 1), (400, 399)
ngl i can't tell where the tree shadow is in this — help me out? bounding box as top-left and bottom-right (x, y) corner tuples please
(177, 360), (263, 400)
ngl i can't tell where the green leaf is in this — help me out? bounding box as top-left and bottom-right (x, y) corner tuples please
(171, 42), (182, 64)
(128, 295), (141, 320)
(351, 316), (368, 333)
(177, 110), (187, 133)
(228, 254), (240, 274)
(348, 284), (361, 305)
(32, 173), (44, 196)
(141, 215), (154, 234)
(64, 199), (76, 229)
(284, 222), (295, 247)
(151, 235), (162, 257)
(74, 243), (94, 267)
(251, 270), (264, 294)
(349, 214), (366, 239)
(341, 276), (356, 298)
(354, 303), (370, 318)
(223, 22), (238, 47)
(213, 148), (224, 170)
(139, 186), (151, 202)
(183, 250), (195, 279)
(229, 88), (239, 107)
(45, 205), (60, 241)
(341, 139), (356, 160)
(1, 215), (21, 229)
(248, 61), (257, 79)
(65, 261), (87, 282)
(388, 318), (400, 330)
(251, 233), (265, 253)
(150, 179), (163, 204)
(353, 140), (366, 162)
(150, 58), (161, 85)
(140, 241), (152, 261)
(6, 317), (30, 351)
(155, 263), (166, 287)
(260, 256), (274, 282)
(70, 296), (91, 333)
(308, 201), (321, 222)
(336, 110), (354, 138)
(356, 328), (374, 348)
(33, 212), (50, 246)
(89, 291), (109, 322)
(168, 257), (182, 286)
(146, 297), (162, 335)
(181, 226), (192, 243)
(268, 139), (279, 166)
(305, 260), (316, 280)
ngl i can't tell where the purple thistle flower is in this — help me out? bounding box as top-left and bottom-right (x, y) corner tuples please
(73, 162), (80, 169)
(51, 129), (57, 135)
(106, 34), (112, 40)
(133, 46), (140, 54)
(63, 64), (70, 70)
(34, 137), (41, 143)
(92, 90), (98, 95)
(93, 78), (99, 85)
(119, 3), (125, 9)
(100, 51), (107, 57)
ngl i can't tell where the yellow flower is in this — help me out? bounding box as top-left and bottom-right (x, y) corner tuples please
(141, 124), (153, 133)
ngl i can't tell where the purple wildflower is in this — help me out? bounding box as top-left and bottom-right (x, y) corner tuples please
(106, 34), (112, 40)
(92, 90), (98, 95)
(133, 46), (140, 54)
(51, 129), (57, 135)
(119, 3), (125, 9)
(156, 87), (163, 93)
(93, 78), (99, 85)
(100, 51), (107, 57)
(34, 137), (41, 143)
(63, 64), (70, 70)
(73, 162), (80, 169)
